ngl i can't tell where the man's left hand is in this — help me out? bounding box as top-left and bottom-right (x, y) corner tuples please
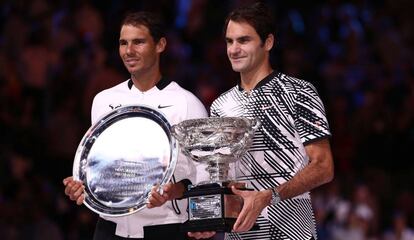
(231, 186), (271, 232)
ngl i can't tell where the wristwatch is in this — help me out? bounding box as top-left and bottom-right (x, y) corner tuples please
(269, 188), (281, 205)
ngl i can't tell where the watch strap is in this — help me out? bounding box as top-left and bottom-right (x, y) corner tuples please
(269, 188), (281, 205)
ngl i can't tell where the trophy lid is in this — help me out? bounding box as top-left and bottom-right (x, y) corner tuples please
(73, 105), (178, 217)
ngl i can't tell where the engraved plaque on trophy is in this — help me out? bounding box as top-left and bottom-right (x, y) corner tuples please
(171, 117), (260, 232)
(72, 105), (178, 216)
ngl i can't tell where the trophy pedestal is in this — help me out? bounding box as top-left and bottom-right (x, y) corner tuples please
(181, 183), (244, 232)
(182, 218), (236, 232)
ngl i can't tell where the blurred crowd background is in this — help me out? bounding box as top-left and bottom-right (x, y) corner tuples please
(1, 0), (413, 239)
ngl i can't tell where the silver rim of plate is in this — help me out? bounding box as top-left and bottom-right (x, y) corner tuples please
(73, 105), (178, 217)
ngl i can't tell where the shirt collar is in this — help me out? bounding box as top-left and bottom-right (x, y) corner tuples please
(127, 77), (171, 90)
(237, 71), (277, 91)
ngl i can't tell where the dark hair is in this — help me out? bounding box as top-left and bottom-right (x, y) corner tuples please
(121, 11), (165, 43)
(223, 1), (275, 43)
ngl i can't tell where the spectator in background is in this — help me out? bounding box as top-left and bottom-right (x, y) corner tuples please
(0, 1), (413, 239)
(383, 212), (414, 240)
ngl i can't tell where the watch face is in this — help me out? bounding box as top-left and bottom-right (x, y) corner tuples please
(73, 105), (178, 217)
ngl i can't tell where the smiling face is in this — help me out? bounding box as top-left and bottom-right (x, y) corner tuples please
(225, 20), (273, 75)
(119, 24), (165, 76)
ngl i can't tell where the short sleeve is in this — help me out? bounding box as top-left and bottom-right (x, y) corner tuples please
(294, 82), (331, 144)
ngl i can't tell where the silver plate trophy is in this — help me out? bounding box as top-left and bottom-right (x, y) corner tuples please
(171, 117), (260, 232)
(73, 105), (178, 217)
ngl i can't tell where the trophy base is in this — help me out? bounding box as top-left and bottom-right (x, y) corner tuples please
(181, 183), (245, 232)
(181, 217), (236, 232)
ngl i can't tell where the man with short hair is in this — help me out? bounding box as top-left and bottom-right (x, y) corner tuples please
(190, 2), (334, 240)
(63, 11), (207, 240)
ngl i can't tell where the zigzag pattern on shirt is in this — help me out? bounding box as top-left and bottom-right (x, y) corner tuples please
(224, 216), (281, 240)
(267, 199), (317, 240)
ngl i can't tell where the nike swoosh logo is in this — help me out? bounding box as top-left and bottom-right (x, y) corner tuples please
(158, 104), (173, 109)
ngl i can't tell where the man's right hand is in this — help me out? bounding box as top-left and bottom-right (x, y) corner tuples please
(63, 176), (85, 205)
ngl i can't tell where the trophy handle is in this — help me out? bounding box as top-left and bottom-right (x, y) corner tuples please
(171, 125), (184, 142)
(238, 118), (261, 148)
(250, 118), (261, 131)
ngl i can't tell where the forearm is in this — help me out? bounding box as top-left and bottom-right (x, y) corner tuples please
(277, 165), (330, 200)
(276, 139), (334, 200)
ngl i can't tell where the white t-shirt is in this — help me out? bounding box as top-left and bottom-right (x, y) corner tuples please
(91, 78), (207, 238)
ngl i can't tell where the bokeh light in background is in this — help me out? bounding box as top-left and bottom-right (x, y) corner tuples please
(0, 0), (413, 239)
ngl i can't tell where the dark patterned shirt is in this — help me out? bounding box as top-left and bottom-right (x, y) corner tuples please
(210, 71), (331, 240)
